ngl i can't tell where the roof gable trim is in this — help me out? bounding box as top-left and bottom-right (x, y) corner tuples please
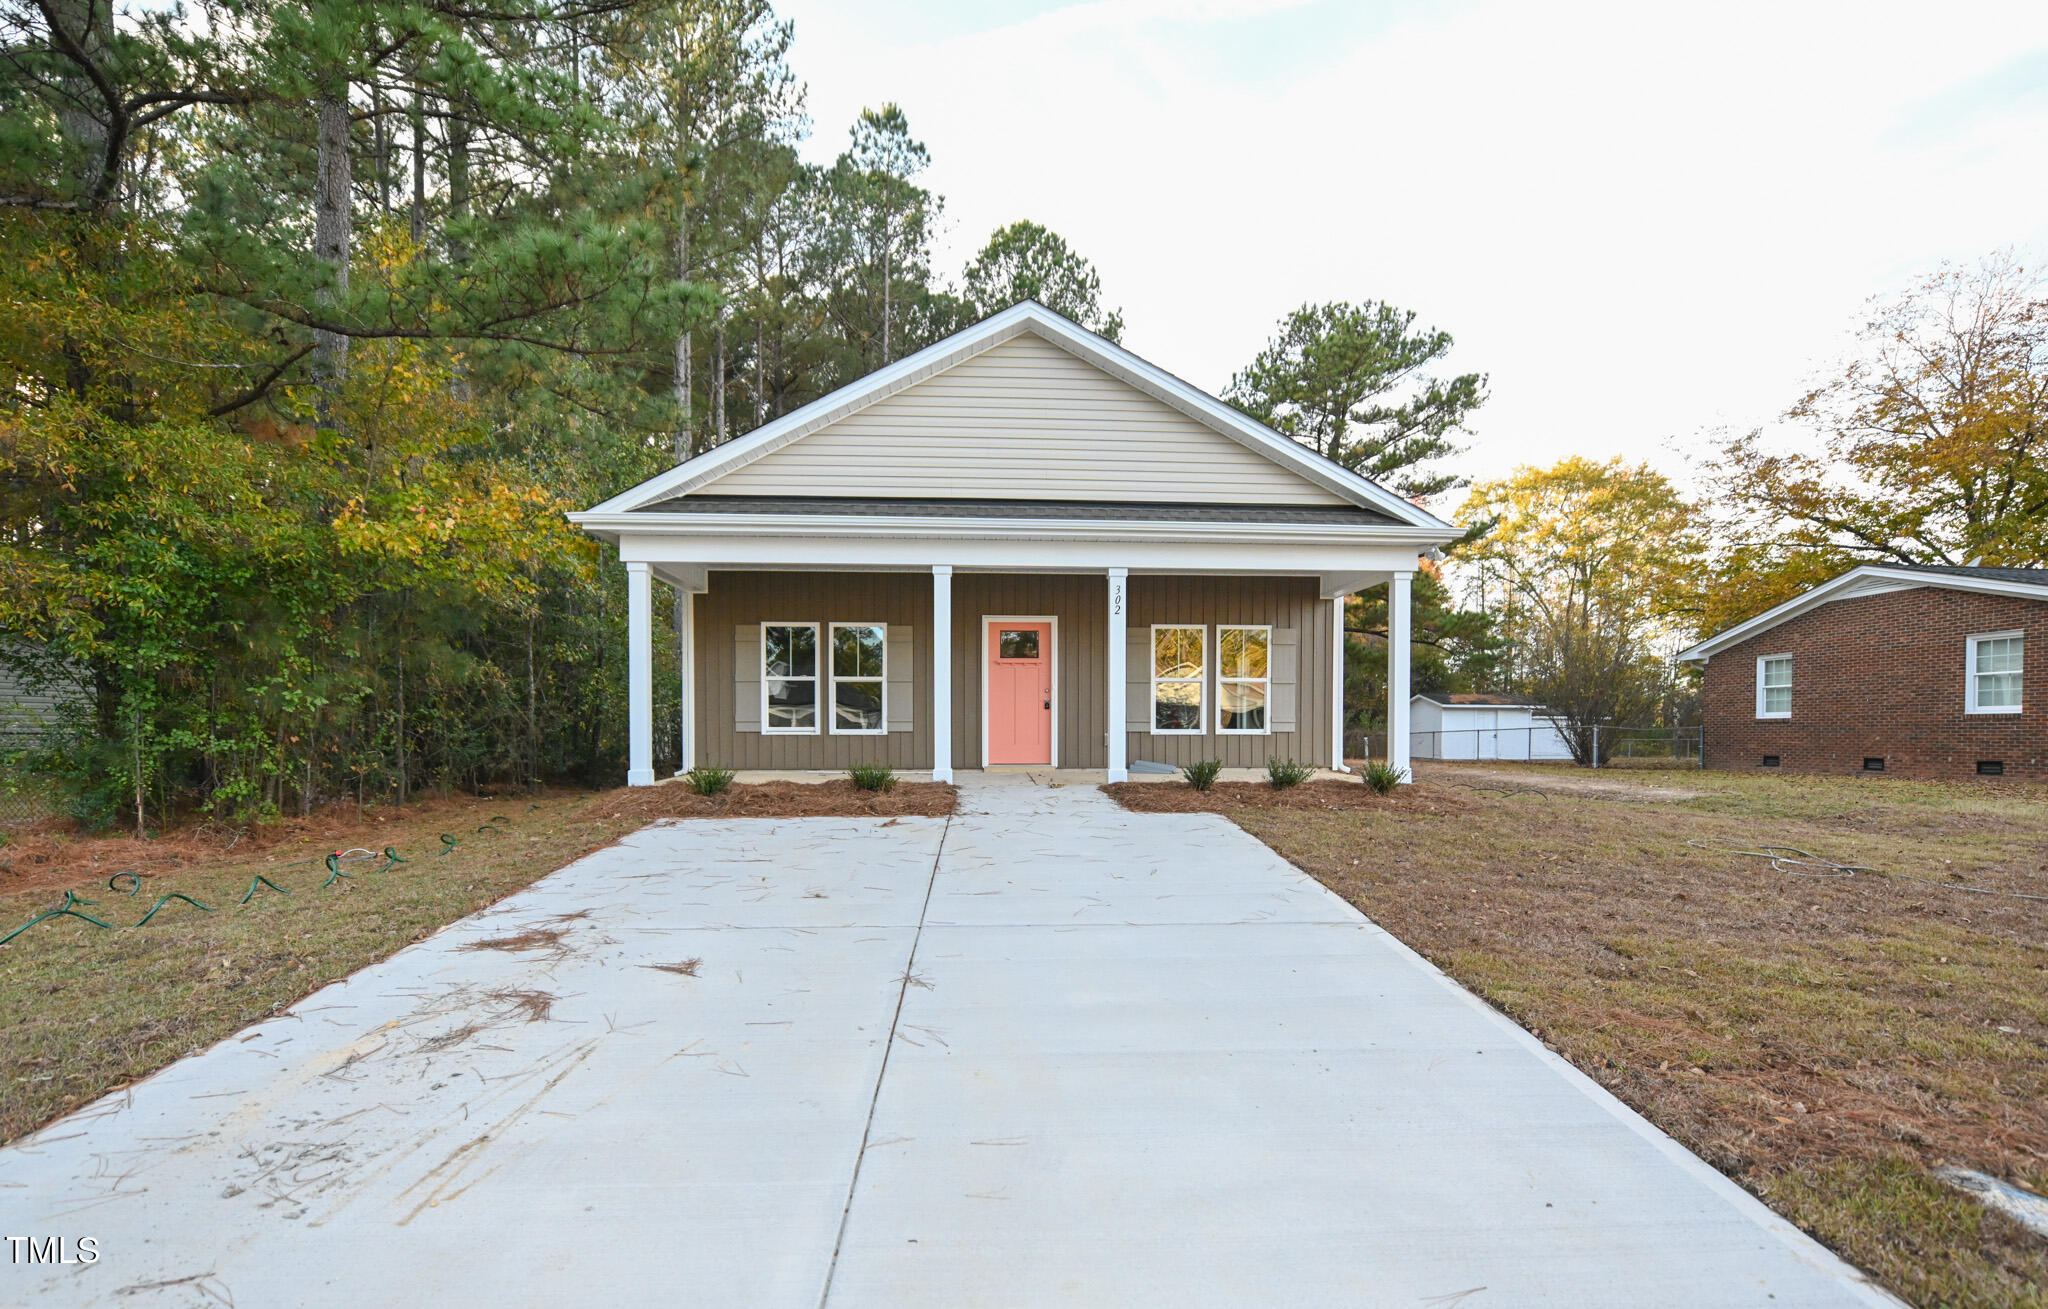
(1677, 565), (2048, 662)
(583, 302), (1454, 533)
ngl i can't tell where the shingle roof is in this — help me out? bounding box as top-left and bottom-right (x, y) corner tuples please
(631, 495), (1399, 526)
(1892, 563), (2048, 585)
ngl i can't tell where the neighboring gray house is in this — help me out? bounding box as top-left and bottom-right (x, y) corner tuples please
(570, 302), (1459, 784)
(0, 655), (77, 748)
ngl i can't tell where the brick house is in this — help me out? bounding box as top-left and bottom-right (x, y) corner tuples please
(1677, 564), (2045, 779)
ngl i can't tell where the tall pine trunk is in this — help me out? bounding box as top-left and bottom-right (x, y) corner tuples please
(311, 91), (352, 413)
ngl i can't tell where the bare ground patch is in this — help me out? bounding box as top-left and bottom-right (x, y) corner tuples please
(581, 779), (957, 823)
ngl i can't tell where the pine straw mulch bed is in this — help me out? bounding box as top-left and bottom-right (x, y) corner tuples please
(581, 779), (957, 823)
(1104, 779), (1469, 815)
(1190, 767), (2048, 1308)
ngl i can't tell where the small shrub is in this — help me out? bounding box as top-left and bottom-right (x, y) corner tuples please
(683, 766), (736, 797)
(1181, 759), (1224, 792)
(847, 762), (896, 792)
(1266, 756), (1315, 789)
(1360, 760), (1408, 795)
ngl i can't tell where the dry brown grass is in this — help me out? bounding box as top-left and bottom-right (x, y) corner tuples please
(1121, 762), (2048, 1308)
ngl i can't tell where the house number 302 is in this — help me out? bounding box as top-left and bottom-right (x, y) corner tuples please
(1112, 582), (1124, 616)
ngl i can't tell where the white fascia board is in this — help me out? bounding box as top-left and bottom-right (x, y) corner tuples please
(606, 530), (1426, 577)
(1677, 566), (2048, 662)
(579, 301), (1457, 534)
(569, 509), (1447, 554)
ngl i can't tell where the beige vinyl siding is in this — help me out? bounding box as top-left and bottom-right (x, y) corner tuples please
(1123, 575), (1333, 770)
(707, 333), (1348, 506)
(694, 571), (933, 770)
(951, 574), (1109, 769)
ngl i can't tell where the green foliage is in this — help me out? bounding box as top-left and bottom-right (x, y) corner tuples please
(1458, 458), (1705, 762)
(1266, 757), (1315, 789)
(1180, 759), (1223, 791)
(846, 762), (895, 792)
(962, 220), (1122, 339)
(0, 1), (1017, 829)
(1359, 760), (1406, 795)
(683, 766), (736, 797)
(1228, 300), (1485, 499)
(1344, 567), (1504, 734)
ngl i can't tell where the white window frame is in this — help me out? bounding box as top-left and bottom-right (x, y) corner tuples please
(1150, 623), (1207, 735)
(760, 621), (821, 735)
(1755, 653), (1792, 719)
(827, 621), (889, 736)
(1965, 630), (2023, 715)
(1216, 624), (1273, 735)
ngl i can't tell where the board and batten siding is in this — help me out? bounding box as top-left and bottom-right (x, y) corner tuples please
(706, 333), (1349, 506)
(694, 571), (1334, 772)
(694, 571), (933, 770)
(1123, 574), (1334, 770)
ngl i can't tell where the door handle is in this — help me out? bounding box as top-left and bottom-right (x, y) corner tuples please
(1043, 699), (1051, 709)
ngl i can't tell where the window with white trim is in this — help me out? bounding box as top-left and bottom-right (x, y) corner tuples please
(829, 623), (887, 734)
(1756, 654), (1792, 718)
(762, 623), (819, 733)
(1217, 625), (1271, 733)
(1152, 625), (1205, 733)
(1967, 631), (2023, 714)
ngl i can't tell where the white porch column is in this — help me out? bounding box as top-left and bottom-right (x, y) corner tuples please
(676, 587), (696, 775)
(1331, 593), (1351, 772)
(626, 561), (655, 787)
(1387, 570), (1413, 783)
(1106, 568), (1128, 782)
(931, 566), (954, 782)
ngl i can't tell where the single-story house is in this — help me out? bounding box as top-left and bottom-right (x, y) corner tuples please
(1409, 693), (1573, 761)
(1677, 563), (2045, 779)
(569, 302), (1460, 784)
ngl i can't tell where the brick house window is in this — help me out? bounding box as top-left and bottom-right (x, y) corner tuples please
(1755, 654), (1792, 719)
(1966, 631), (2022, 714)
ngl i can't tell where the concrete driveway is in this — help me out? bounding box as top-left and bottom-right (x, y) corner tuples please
(1, 778), (1892, 1307)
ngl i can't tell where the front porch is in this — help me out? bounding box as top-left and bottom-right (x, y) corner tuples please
(621, 562), (1418, 787)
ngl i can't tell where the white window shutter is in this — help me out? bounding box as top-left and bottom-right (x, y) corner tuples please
(1271, 627), (1299, 733)
(886, 626), (914, 733)
(1125, 630), (1151, 731)
(734, 626), (761, 732)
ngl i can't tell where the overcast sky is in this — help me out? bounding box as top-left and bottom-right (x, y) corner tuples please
(774, 0), (2048, 505)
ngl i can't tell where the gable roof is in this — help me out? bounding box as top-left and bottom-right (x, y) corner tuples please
(1677, 563), (2048, 663)
(579, 300), (1455, 535)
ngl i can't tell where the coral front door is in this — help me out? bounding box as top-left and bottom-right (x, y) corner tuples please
(986, 620), (1054, 765)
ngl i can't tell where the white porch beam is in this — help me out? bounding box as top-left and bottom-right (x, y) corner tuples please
(931, 566), (954, 782)
(626, 561), (655, 787)
(1331, 593), (1351, 772)
(1106, 568), (1128, 782)
(1387, 570), (1413, 784)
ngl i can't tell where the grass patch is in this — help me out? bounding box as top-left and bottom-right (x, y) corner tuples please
(1134, 762), (2048, 1308)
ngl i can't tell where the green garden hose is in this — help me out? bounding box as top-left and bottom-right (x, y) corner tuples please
(0, 891), (114, 945)
(133, 892), (212, 927)
(108, 872), (142, 895)
(238, 875), (292, 904)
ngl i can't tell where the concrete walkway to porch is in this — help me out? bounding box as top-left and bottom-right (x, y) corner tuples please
(0, 776), (1891, 1306)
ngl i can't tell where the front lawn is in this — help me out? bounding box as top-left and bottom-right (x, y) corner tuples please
(1126, 762), (2048, 1309)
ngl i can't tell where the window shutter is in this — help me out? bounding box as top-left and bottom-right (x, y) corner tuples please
(1270, 627), (1299, 733)
(1125, 630), (1151, 731)
(886, 626), (914, 733)
(734, 625), (761, 733)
